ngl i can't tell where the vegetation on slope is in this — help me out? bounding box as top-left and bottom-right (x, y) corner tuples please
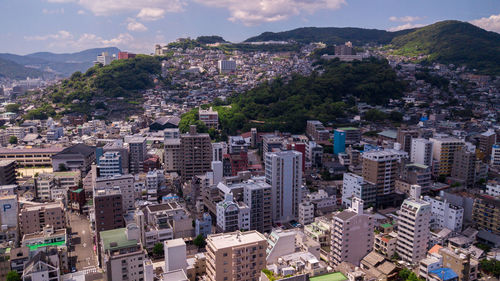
(245, 27), (414, 45)
(390, 20), (500, 74)
(0, 57), (44, 79)
(43, 55), (161, 117)
(180, 58), (406, 135)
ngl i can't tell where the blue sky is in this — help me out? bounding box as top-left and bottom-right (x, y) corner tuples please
(0, 0), (499, 54)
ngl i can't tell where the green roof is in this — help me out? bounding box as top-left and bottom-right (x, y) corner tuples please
(406, 163), (429, 169)
(337, 127), (359, 131)
(381, 223), (393, 228)
(377, 130), (397, 139)
(28, 240), (66, 251)
(101, 228), (138, 251)
(70, 188), (83, 193)
(310, 272), (348, 281)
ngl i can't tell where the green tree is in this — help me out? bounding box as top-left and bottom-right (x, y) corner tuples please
(5, 104), (21, 113)
(152, 242), (164, 256)
(58, 163), (68, 171)
(193, 234), (206, 248)
(6, 271), (21, 281)
(8, 136), (17, 144)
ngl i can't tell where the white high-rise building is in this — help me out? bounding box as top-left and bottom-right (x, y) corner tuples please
(341, 172), (376, 208)
(96, 51), (116, 66)
(396, 185), (431, 264)
(423, 195), (464, 232)
(217, 60), (236, 74)
(212, 142), (227, 162)
(411, 138), (433, 166)
(164, 238), (188, 273)
(216, 193), (250, 232)
(491, 144), (500, 167)
(265, 150), (303, 223)
(98, 151), (122, 177)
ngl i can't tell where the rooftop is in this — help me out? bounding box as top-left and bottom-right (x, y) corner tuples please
(101, 228), (138, 251)
(207, 230), (266, 249)
(429, 267), (458, 281)
(309, 272), (347, 281)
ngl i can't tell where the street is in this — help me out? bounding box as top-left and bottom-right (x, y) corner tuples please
(68, 212), (98, 271)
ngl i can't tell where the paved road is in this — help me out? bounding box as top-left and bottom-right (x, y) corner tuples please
(68, 212), (98, 271)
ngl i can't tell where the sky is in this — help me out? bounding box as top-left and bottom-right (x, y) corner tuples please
(0, 0), (499, 55)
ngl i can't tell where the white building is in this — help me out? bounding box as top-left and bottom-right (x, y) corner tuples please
(396, 185), (431, 264)
(164, 238), (188, 273)
(98, 151), (122, 177)
(486, 182), (500, 197)
(298, 201), (315, 225)
(265, 150), (303, 223)
(217, 60), (236, 74)
(423, 195), (464, 232)
(341, 172), (376, 208)
(411, 138), (433, 166)
(96, 51), (115, 66)
(0, 194), (17, 227)
(212, 142), (228, 162)
(216, 193), (250, 232)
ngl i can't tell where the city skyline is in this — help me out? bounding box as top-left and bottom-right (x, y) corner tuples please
(0, 0), (499, 54)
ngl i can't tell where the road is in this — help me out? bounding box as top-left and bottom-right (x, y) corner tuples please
(68, 212), (98, 271)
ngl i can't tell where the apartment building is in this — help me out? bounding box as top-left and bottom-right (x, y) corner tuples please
(374, 232), (398, 258)
(423, 196), (464, 232)
(242, 179), (272, 233)
(479, 130), (496, 160)
(128, 137), (147, 174)
(298, 201), (315, 225)
(98, 151), (122, 177)
(180, 126), (212, 181)
(0, 160), (16, 185)
(206, 230), (267, 281)
(451, 145), (477, 187)
(94, 188), (124, 238)
(265, 150), (302, 223)
(216, 193), (250, 232)
(398, 163), (432, 194)
(430, 137), (464, 177)
(396, 185), (431, 264)
(331, 197), (373, 266)
(100, 225), (147, 281)
(491, 144), (500, 167)
(199, 107), (219, 129)
(95, 174), (135, 211)
(472, 194), (500, 235)
(19, 201), (66, 236)
(411, 138), (433, 167)
(164, 138), (181, 172)
(306, 120), (330, 142)
(342, 172), (376, 209)
(397, 128), (419, 154)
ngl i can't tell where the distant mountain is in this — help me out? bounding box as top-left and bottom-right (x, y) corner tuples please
(0, 47), (120, 77)
(0, 57), (44, 79)
(390, 20), (500, 74)
(245, 27), (414, 45)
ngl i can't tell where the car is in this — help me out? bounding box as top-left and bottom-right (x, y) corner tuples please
(71, 267), (77, 273)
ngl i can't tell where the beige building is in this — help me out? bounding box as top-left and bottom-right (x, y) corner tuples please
(374, 232), (398, 258)
(19, 201), (66, 236)
(180, 126), (212, 181)
(164, 138), (181, 172)
(0, 147), (63, 167)
(331, 197), (373, 266)
(430, 137), (464, 177)
(206, 230), (267, 281)
(439, 247), (478, 281)
(451, 145), (476, 187)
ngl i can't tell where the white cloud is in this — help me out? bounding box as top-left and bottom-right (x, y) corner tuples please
(136, 7), (165, 21)
(470, 14), (500, 33)
(196, 0), (346, 26)
(42, 8), (65, 14)
(51, 0), (185, 16)
(77, 9), (86, 15)
(388, 23), (424, 32)
(127, 19), (148, 32)
(24, 30), (73, 41)
(389, 16), (421, 22)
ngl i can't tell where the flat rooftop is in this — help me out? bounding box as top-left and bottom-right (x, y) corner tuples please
(207, 230), (266, 249)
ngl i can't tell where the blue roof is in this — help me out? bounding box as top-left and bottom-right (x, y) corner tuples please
(429, 268), (458, 281)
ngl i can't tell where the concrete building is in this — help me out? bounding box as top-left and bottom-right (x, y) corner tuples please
(479, 130), (496, 160)
(103, 139), (130, 174)
(19, 201), (66, 236)
(217, 60), (236, 74)
(100, 225), (147, 281)
(333, 129), (346, 155)
(472, 194), (500, 235)
(298, 201), (315, 225)
(242, 179), (272, 233)
(362, 150), (403, 208)
(439, 247), (478, 281)
(0, 194), (18, 228)
(341, 172), (376, 209)
(423, 196), (464, 232)
(164, 238), (188, 273)
(95, 174), (135, 211)
(306, 120), (330, 142)
(52, 143), (95, 176)
(491, 144), (500, 167)
(98, 151), (122, 177)
(396, 185), (431, 264)
(128, 137), (147, 174)
(0, 160), (16, 185)
(195, 213), (212, 238)
(93, 188), (124, 238)
(451, 145), (476, 187)
(199, 107), (219, 129)
(485, 181), (500, 197)
(205, 230), (267, 281)
(265, 150), (303, 223)
(21, 251), (60, 281)
(398, 163), (432, 194)
(0, 147), (63, 168)
(180, 126), (212, 181)
(164, 138), (181, 172)
(331, 197), (373, 266)
(430, 137), (464, 177)
(212, 142), (228, 162)
(96, 51), (115, 65)
(411, 138), (433, 167)
(374, 232), (398, 258)
(397, 128), (419, 154)
(216, 193), (250, 232)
